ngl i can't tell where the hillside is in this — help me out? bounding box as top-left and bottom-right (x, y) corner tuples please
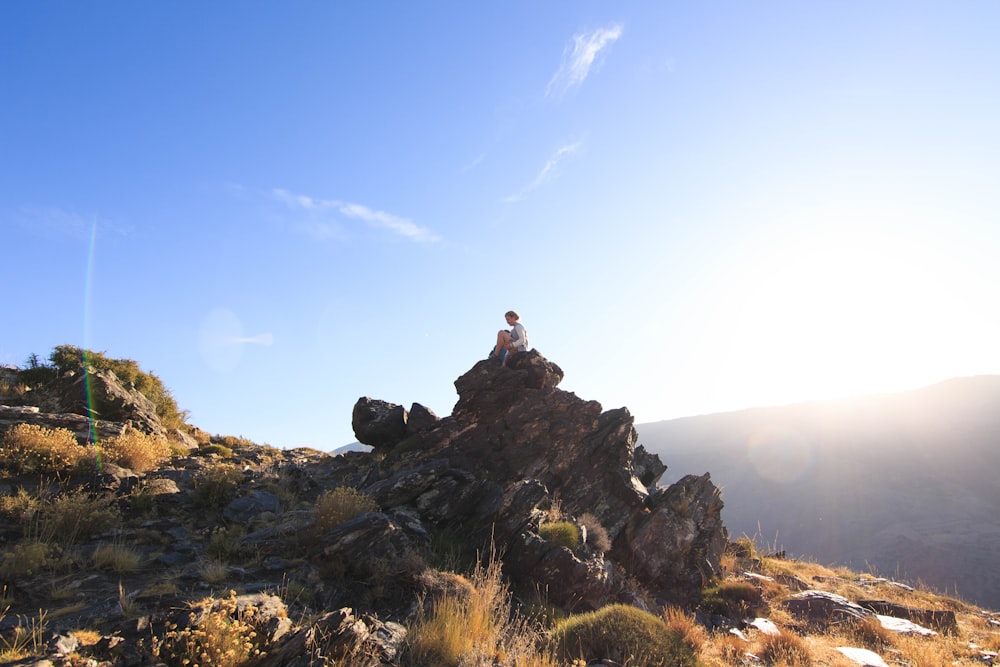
(637, 376), (1000, 611)
(2, 353), (999, 666)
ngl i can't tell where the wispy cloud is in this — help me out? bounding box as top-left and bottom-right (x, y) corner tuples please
(546, 23), (623, 98)
(272, 188), (440, 243)
(505, 142), (582, 203)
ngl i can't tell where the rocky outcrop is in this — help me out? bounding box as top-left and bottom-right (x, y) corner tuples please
(43, 367), (167, 439)
(0, 367), (167, 444)
(350, 349), (727, 608)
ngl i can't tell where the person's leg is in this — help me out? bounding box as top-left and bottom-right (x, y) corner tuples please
(492, 330), (512, 358)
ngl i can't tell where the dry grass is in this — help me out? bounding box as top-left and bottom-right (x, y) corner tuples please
(199, 559), (230, 584)
(92, 541), (142, 574)
(98, 428), (172, 472)
(405, 554), (555, 667)
(698, 545), (1000, 667)
(755, 630), (812, 666)
(0, 609), (47, 663)
(663, 605), (708, 654)
(39, 489), (119, 546)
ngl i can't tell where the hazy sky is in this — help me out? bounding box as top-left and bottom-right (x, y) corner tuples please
(3, 2), (999, 449)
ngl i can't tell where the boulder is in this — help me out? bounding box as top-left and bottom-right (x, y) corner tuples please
(405, 402), (439, 433)
(784, 590), (873, 624)
(352, 398), (408, 450)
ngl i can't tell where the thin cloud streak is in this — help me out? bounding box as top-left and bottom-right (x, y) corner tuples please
(272, 188), (440, 243)
(546, 23), (623, 98)
(505, 142), (582, 203)
(228, 333), (274, 346)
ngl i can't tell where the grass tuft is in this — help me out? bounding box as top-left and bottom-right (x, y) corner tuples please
(313, 486), (378, 534)
(538, 521), (580, 550)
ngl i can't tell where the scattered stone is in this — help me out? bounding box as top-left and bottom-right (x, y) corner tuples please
(836, 646), (890, 667)
(875, 614), (937, 636)
(744, 617), (780, 635)
(858, 599), (957, 634)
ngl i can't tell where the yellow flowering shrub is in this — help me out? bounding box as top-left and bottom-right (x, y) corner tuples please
(156, 592), (264, 667)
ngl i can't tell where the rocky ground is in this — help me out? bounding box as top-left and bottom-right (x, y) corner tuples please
(1, 351), (997, 666)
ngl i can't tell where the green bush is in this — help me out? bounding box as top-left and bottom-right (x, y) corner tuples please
(49, 345), (187, 430)
(548, 604), (700, 667)
(539, 521), (580, 549)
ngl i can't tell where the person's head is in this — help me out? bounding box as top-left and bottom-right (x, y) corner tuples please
(505, 310), (520, 323)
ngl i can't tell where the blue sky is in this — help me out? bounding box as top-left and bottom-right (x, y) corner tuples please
(3, 2), (999, 450)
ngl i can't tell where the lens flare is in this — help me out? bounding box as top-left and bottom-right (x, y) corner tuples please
(83, 221), (102, 473)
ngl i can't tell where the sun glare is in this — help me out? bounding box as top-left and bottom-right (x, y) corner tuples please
(720, 212), (972, 407)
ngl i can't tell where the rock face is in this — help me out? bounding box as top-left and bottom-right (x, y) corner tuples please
(351, 350), (727, 608)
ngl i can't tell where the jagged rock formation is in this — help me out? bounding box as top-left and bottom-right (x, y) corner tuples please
(350, 350), (728, 609)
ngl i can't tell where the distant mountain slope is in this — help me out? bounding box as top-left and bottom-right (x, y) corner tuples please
(637, 376), (1000, 610)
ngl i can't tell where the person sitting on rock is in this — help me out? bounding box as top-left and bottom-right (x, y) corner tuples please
(489, 310), (530, 366)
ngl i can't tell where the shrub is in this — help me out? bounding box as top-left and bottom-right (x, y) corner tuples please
(40, 490), (118, 546)
(99, 428), (172, 472)
(192, 464), (242, 510)
(155, 592), (265, 667)
(0, 540), (57, 578)
(578, 513), (612, 552)
(197, 443), (233, 457)
(538, 521), (580, 549)
(701, 580), (766, 619)
(206, 525), (247, 561)
(313, 486), (378, 534)
(548, 604), (700, 667)
(0, 424), (87, 474)
(0, 488), (40, 522)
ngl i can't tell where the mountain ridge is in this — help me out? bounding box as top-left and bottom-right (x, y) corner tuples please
(636, 375), (1000, 610)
